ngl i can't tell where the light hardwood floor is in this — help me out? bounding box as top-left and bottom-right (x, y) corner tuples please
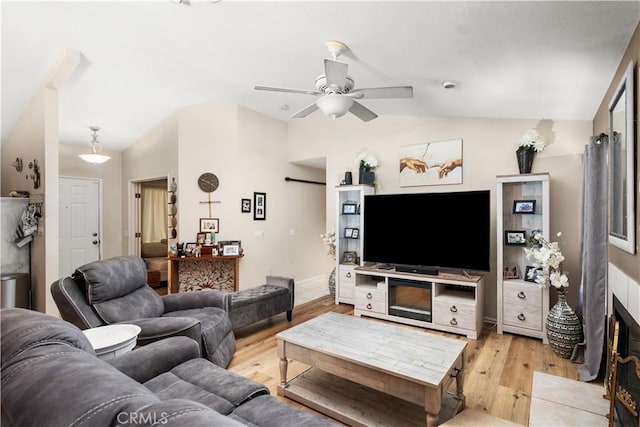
(227, 295), (589, 426)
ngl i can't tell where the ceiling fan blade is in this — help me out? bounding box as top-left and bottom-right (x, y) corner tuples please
(324, 59), (348, 90)
(254, 85), (321, 96)
(349, 101), (378, 122)
(291, 102), (319, 118)
(349, 86), (413, 99)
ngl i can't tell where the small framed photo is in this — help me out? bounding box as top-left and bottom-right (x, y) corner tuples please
(241, 198), (251, 213)
(342, 203), (357, 215)
(513, 200), (536, 214)
(200, 218), (219, 233)
(525, 265), (542, 283)
(254, 192), (266, 220)
(196, 232), (206, 244)
(344, 228), (353, 238)
(223, 244), (240, 256)
(342, 251), (357, 264)
(184, 242), (197, 256)
(351, 228), (360, 239)
(505, 230), (526, 246)
(503, 264), (520, 279)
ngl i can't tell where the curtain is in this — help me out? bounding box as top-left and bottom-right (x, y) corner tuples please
(141, 187), (167, 243)
(571, 135), (608, 381)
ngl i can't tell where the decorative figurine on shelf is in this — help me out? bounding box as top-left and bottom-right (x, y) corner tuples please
(193, 244), (202, 258)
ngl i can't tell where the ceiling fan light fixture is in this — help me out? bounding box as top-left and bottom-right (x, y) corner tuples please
(316, 95), (354, 120)
(79, 126), (111, 164)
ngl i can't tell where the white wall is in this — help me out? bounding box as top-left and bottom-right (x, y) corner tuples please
(126, 105), (328, 291)
(288, 113), (590, 319)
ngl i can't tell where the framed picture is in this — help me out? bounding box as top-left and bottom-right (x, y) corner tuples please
(342, 251), (357, 264)
(344, 228), (353, 238)
(505, 230), (526, 246)
(513, 200), (536, 214)
(241, 198), (251, 213)
(342, 203), (357, 215)
(503, 264), (520, 279)
(254, 192), (266, 220)
(351, 228), (360, 239)
(196, 232), (206, 244)
(200, 218), (219, 233)
(223, 244), (240, 256)
(399, 138), (463, 187)
(524, 265), (542, 283)
(184, 242), (197, 256)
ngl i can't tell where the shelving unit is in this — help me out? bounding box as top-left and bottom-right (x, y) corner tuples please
(496, 173), (550, 343)
(335, 185), (375, 304)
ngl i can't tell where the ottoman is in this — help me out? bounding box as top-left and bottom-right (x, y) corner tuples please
(228, 276), (294, 329)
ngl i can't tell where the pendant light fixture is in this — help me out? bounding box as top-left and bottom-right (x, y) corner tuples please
(79, 126), (111, 164)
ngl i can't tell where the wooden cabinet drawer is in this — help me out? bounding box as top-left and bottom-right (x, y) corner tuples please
(503, 282), (542, 330)
(355, 286), (386, 314)
(339, 265), (356, 283)
(433, 299), (475, 330)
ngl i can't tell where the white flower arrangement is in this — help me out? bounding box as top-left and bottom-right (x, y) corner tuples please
(354, 151), (379, 170)
(524, 232), (569, 290)
(517, 129), (548, 153)
(321, 230), (336, 258)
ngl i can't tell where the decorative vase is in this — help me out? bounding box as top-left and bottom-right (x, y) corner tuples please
(344, 171), (353, 185)
(170, 177), (177, 193)
(328, 267), (336, 297)
(545, 290), (583, 358)
(359, 165), (375, 185)
(516, 148), (534, 174)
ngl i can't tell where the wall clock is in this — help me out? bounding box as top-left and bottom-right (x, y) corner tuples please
(198, 173), (219, 193)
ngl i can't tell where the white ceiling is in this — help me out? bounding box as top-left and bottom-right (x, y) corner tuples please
(2, 1), (639, 152)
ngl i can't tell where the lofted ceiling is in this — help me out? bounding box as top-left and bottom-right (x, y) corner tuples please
(2, 1), (639, 152)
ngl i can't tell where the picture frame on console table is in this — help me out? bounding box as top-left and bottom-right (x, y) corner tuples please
(223, 244), (240, 256)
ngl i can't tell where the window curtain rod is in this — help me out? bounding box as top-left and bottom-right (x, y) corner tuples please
(284, 177), (326, 186)
(593, 132), (608, 145)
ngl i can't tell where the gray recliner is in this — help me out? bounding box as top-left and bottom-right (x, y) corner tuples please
(51, 255), (236, 367)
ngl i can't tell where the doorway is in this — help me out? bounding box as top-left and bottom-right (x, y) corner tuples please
(134, 178), (168, 289)
(59, 177), (101, 279)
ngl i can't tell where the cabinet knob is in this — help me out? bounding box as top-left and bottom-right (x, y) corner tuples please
(366, 303), (372, 310)
(518, 313), (526, 321)
(346, 272), (351, 278)
(450, 305), (457, 313)
(366, 293), (372, 299)
(517, 291), (526, 299)
(92, 240), (98, 245)
(450, 318), (458, 326)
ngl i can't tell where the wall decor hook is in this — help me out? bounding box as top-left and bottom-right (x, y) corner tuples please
(11, 157), (23, 172)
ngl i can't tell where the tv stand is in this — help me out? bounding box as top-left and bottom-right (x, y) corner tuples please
(353, 266), (484, 339)
(395, 265), (439, 275)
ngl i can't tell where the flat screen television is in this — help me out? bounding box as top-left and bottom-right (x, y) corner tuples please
(363, 190), (491, 273)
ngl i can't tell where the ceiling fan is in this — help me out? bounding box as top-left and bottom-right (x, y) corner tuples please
(254, 41), (413, 122)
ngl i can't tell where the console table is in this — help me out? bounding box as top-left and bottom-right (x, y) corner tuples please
(354, 266), (484, 339)
(168, 255), (243, 294)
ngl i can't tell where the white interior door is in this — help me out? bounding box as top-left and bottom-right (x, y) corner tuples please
(59, 177), (101, 278)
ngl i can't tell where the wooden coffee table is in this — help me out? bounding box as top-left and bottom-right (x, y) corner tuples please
(276, 312), (466, 427)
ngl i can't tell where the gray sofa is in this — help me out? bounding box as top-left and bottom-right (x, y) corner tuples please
(0, 308), (338, 427)
(51, 255), (236, 367)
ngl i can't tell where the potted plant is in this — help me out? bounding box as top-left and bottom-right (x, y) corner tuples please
(516, 129), (547, 174)
(354, 151), (379, 185)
